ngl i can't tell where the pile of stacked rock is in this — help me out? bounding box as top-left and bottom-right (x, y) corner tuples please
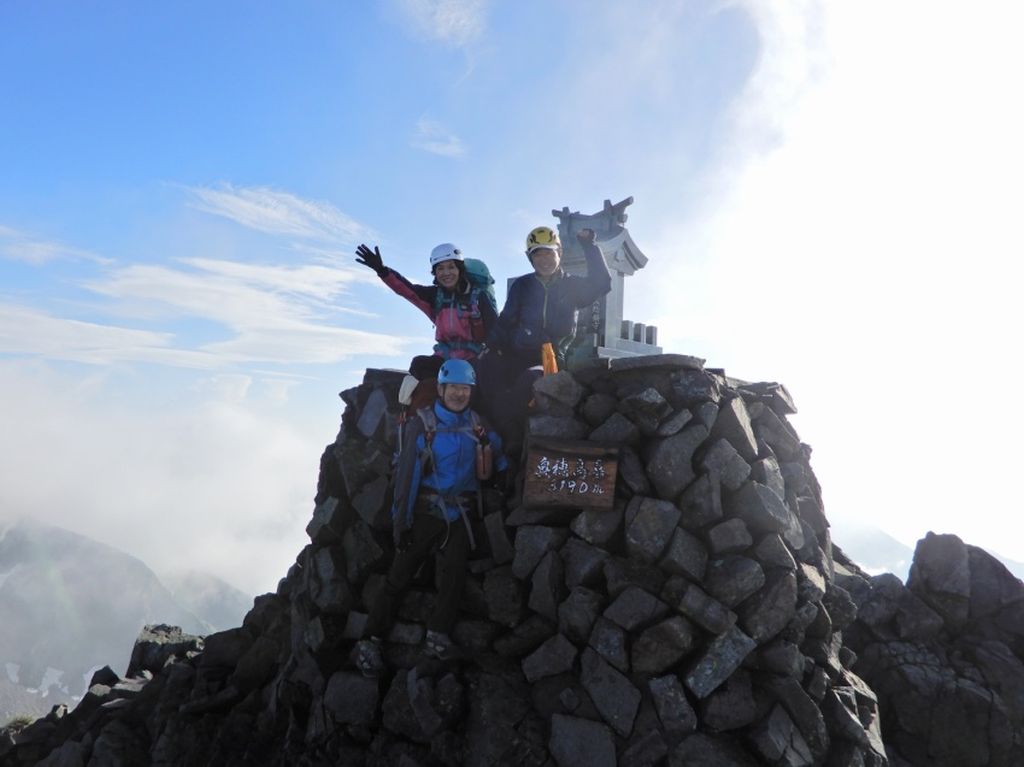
(836, 532), (1024, 767)
(3, 354), (894, 766)
(298, 355), (890, 765)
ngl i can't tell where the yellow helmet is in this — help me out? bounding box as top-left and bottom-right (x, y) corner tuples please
(525, 226), (561, 256)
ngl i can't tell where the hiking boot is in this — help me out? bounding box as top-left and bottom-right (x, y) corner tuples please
(355, 637), (384, 677)
(424, 630), (460, 660)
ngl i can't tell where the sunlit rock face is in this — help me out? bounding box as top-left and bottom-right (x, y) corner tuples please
(4, 356), (1022, 766)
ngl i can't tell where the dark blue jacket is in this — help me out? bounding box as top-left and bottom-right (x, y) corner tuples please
(391, 401), (507, 542)
(492, 242), (612, 363)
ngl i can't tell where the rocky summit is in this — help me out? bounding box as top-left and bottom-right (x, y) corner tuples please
(2, 355), (1022, 766)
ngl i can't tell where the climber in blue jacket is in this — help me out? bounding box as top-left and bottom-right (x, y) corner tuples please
(355, 359), (507, 675)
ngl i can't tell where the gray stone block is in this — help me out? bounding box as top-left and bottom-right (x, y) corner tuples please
(618, 445), (652, 495)
(656, 408), (693, 437)
(548, 714), (616, 767)
(631, 616), (697, 675)
(678, 473), (723, 531)
(533, 371), (585, 410)
(754, 533), (798, 570)
(669, 368), (723, 407)
(701, 670), (757, 731)
(709, 395), (759, 462)
(649, 674), (697, 742)
(493, 614), (555, 658)
(581, 392), (618, 426)
(618, 387), (673, 435)
(529, 415), (589, 440)
(588, 412), (640, 444)
(603, 556), (666, 598)
(701, 439), (752, 491)
(761, 675), (829, 759)
(609, 353), (704, 373)
(588, 616), (629, 673)
(740, 571), (798, 643)
(342, 519), (384, 584)
(558, 586), (604, 644)
(727, 481), (805, 549)
(684, 625), (757, 699)
(305, 496), (348, 545)
(528, 550), (566, 622)
(484, 567), (525, 627)
(604, 585), (669, 631)
(752, 455), (786, 500)
(580, 648), (641, 737)
(749, 704), (814, 767)
(625, 496), (682, 563)
(324, 671), (379, 725)
(708, 518), (753, 556)
(644, 423), (710, 501)
(522, 633), (578, 683)
(561, 537), (610, 589)
(659, 526), (708, 580)
(356, 388), (389, 438)
(570, 503), (623, 547)
(705, 556), (766, 607)
(513, 526), (569, 580)
(677, 583), (737, 634)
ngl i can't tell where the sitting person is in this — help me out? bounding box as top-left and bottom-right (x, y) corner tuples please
(356, 242), (497, 407)
(481, 225), (612, 451)
(355, 359), (507, 674)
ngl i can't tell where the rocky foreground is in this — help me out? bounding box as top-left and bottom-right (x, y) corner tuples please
(2, 354), (1022, 766)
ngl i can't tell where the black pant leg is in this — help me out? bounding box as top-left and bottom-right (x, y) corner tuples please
(364, 514), (446, 638)
(428, 518), (471, 634)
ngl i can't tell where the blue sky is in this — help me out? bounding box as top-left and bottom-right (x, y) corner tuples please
(3, 1), (1023, 595)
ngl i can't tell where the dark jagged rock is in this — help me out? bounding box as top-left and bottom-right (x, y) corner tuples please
(16, 361), (1001, 767)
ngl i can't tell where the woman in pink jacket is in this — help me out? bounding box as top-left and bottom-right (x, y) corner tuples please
(355, 242), (498, 390)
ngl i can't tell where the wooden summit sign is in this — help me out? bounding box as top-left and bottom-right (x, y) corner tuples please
(523, 437), (619, 511)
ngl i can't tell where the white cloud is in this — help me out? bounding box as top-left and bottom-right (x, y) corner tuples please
(0, 224), (109, 266)
(644, 1), (1024, 557)
(396, 0), (486, 47)
(0, 361), (321, 596)
(0, 304), (223, 368)
(186, 184), (374, 244)
(86, 258), (410, 364)
(411, 117), (467, 158)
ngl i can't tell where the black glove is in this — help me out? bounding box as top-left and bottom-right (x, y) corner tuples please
(576, 227), (596, 246)
(356, 244), (386, 276)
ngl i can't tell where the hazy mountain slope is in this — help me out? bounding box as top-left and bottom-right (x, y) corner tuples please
(0, 520), (206, 711)
(161, 569), (252, 632)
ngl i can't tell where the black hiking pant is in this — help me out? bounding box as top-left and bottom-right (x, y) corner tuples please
(364, 511), (471, 639)
(478, 349), (542, 453)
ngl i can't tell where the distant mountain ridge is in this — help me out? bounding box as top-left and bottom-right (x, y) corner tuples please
(0, 520), (252, 724)
(834, 524), (1024, 583)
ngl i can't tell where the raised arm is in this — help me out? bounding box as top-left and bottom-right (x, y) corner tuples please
(356, 243), (436, 320)
(567, 229), (612, 307)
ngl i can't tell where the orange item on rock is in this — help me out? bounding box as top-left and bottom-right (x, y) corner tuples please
(541, 342), (558, 375)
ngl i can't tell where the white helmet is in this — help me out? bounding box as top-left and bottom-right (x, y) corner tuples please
(429, 243), (464, 268)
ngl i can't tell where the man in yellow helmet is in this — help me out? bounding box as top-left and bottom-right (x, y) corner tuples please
(480, 225), (611, 455)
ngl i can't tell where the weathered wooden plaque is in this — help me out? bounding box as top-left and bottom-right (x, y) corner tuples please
(523, 437), (619, 510)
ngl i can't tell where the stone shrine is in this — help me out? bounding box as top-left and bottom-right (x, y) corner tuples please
(553, 197), (663, 361)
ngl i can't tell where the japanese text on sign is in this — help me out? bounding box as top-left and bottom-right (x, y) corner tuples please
(533, 456), (608, 496)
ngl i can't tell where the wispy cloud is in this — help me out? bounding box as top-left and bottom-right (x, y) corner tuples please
(0, 225), (110, 266)
(186, 184), (373, 244)
(86, 258), (409, 364)
(0, 305), (222, 368)
(411, 117), (467, 158)
(396, 0), (486, 47)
